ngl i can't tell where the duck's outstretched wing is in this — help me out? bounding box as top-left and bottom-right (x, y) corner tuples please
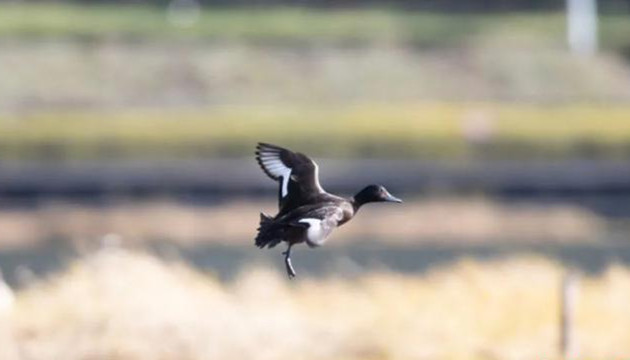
(255, 143), (325, 212)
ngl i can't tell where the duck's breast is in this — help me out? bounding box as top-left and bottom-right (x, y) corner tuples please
(337, 201), (355, 226)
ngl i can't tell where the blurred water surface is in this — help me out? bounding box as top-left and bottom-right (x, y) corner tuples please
(2, 239), (630, 288)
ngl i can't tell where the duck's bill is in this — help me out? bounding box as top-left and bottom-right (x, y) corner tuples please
(385, 194), (403, 203)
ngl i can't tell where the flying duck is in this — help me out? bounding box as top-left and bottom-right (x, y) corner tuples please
(254, 142), (402, 278)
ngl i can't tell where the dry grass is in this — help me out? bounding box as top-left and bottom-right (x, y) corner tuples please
(0, 198), (605, 250)
(0, 249), (628, 359)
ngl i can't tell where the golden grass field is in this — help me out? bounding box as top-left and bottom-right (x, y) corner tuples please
(0, 248), (628, 360)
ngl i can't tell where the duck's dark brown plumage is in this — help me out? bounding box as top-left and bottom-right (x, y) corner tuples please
(254, 143), (402, 278)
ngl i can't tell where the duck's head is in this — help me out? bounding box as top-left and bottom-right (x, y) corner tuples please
(353, 185), (402, 207)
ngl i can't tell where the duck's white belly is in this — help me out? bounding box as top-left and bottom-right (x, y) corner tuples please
(298, 218), (329, 247)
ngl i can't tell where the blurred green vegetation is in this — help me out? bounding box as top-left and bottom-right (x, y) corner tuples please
(1, 4), (629, 160)
(2, 104), (630, 160)
(0, 3), (628, 52)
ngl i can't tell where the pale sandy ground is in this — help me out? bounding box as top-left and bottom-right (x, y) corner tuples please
(0, 198), (605, 251)
(0, 249), (628, 360)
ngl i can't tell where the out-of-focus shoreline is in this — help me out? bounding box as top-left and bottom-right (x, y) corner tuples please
(0, 198), (609, 251)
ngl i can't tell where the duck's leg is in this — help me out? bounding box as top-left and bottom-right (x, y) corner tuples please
(282, 244), (296, 279)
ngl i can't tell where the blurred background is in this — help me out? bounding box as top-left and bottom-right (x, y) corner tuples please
(0, 0), (629, 359)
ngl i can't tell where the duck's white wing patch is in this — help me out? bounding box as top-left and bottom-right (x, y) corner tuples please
(257, 152), (289, 180)
(312, 160), (324, 193)
(280, 168), (292, 198)
(257, 145), (293, 198)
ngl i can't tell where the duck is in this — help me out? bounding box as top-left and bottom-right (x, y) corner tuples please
(254, 142), (402, 278)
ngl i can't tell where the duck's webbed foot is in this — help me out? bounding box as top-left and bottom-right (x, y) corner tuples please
(282, 244), (296, 279)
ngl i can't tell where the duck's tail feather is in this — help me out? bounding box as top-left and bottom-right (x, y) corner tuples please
(255, 213), (283, 248)
(259, 212), (272, 226)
